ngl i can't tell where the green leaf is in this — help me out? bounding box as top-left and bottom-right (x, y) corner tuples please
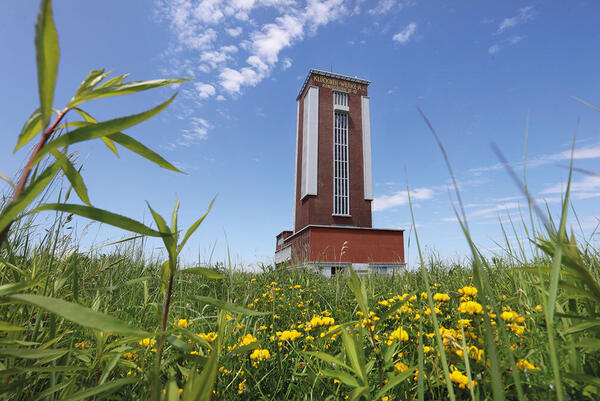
(321, 368), (360, 388)
(191, 295), (268, 316)
(178, 267), (224, 280)
(0, 321), (25, 331)
(183, 345), (218, 401)
(32, 94), (177, 165)
(374, 367), (416, 400)
(0, 347), (68, 360)
(167, 334), (193, 353)
(177, 197), (216, 254)
(96, 276), (153, 292)
(35, 0), (59, 129)
(51, 150), (90, 205)
(68, 78), (189, 107)
(341, 329), (366, 384)
(60, 377), (138, 401)
(109, 132), (180, 171)
(303, 351), (351, 372)
(171, 196), (180, 242)
(74, 69), (107, 97)
(0, 161), (60, 233)
(147, 202), (176, 267)
(72, 108), (120, 156)
(15, 109), (42, 152)
(31, 203), (166, 237)
(9, 294), (148, 336)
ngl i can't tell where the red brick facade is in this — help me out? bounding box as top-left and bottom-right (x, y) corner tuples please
(276, 70), (405, 270)
(294, 72), (372, 232)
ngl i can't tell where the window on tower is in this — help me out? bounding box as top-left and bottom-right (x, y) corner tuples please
(333, 91), (348, 107)
(333, 110), (350, 216)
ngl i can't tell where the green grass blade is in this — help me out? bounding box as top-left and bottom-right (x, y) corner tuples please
(178, 267), (224, 280)
(177, 197), (216, 254)
(0, 161), (60, 233)
(31, 203), (165, 237)
(374, 367), (416, 400)
(0, 347), (68, 359)
(60, 377), (138, 401)
(35, 0), (59, 129)
(304, 351), (352, 372)
(191, 295), (268, 316)
(9, 294), (148, 336)
(33, 94), (177, 165)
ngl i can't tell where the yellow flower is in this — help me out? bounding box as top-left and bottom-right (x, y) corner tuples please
(139, 338), (156, 347)
(516, 358), (540, 371)
(276, 330), (302, 341)
(433, 293), (450, 302)
(394, 361), (409, 373)
(500, 311), (520, 322)
(74, 342), (90, 349)
(458, 301), (483, 315)
(534, 305), (543, 312)
(238, 379), (247, 394)
(381, 396), (389, 401)
(250, 348), (271, 366)
(177, 319), (189, 328)
(458, 286), (478, 299)
(198, 332), (218, 342)
(389, 327), (409, 343)
(449, 367), (477, 389)
(240, 333), (258, 346)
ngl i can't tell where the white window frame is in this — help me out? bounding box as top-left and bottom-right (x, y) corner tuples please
(333, 110), (350, 216)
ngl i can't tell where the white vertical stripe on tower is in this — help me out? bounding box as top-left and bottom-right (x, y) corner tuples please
(293, 100), (299, 230)
(361, 96), (373, 200)
(301, 86), (319, 198)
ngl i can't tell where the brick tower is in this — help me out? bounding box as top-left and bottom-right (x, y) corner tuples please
(275, 69), (405, 276)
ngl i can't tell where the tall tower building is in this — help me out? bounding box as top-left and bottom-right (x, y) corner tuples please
(275, 69), (405, 276)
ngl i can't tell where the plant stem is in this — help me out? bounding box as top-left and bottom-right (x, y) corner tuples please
(0, 107), (69, 246)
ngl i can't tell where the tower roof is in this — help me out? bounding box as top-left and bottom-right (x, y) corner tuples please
(297, 69), (371, 100)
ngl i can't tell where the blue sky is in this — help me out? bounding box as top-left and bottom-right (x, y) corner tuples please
(1, 1), (599, 268)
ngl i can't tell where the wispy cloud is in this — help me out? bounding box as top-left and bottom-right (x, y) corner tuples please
(488, 35), (524, 54)
(469, 143), (600, 175)
(373, 187), (434, 212)
(496, 5), (535, 34)
(488, 5), (534, 54)
(369, 0), (414, 15)
(540, 175), (600, 200)
(392, 22), (417, 44)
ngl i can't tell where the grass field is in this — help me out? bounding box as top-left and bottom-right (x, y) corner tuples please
(1, 210), (599, 400)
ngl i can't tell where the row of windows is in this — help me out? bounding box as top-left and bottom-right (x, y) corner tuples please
(333, 109), (349, 216)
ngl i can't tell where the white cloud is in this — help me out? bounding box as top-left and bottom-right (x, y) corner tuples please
(392, 22), (417, 44)
(173, 117), (211, 148)
(540, 175), (600, 198)
(470, 143), (600, 175)
(195, 82), (216, 99)
(372, 187), (434, 212)
(281, 57), (292, 70)
(369, 0), (414, 15)
(488, 35), (524, 54)
(496, 6), (535, 34)
(226, 27), (243, 36)
(158, 0), (350, 99)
